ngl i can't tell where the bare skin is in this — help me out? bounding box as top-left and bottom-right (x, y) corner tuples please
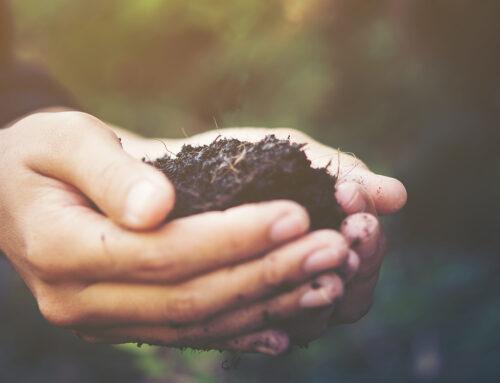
(0, 110), (406, 354)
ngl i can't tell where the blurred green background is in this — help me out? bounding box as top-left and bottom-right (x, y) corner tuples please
(1, 0), (499, 382)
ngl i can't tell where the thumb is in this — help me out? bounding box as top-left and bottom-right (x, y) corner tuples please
(26, 112), (175, 229)
(93, 153), (175, 230)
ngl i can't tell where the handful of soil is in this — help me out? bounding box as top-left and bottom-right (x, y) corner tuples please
(147, 135), (344, 230)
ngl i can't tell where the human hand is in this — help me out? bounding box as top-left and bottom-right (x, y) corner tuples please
(273, 128), (405, 343)
(135, 127), (406, 345)
(0, 112), (355, 355)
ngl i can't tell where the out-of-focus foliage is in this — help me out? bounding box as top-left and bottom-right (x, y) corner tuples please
(2, 0), (499, 382)
(11, 0), (419, 157)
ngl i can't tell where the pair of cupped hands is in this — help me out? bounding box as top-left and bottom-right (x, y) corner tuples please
(0, 110), (406, 356)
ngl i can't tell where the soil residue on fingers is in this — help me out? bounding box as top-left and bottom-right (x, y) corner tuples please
(148, 135), (344, 230)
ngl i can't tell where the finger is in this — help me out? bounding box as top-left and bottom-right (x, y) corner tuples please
(210, 329), (291, 355)
(23, 112), (175, 229)
(340, 169), (407, 215)
(335, 182), (377, 215)
(330, 240), (385, 324)
(72, 230), (348, 325)
(337, 249), (361, 283)
(28, 198), (309, 283)
(283, 249), (360, 346)
(330, 270), (380, 325)
(72, 273), (343, 347)
(331, 215), (388, 324)
(340, 213), (384, 275)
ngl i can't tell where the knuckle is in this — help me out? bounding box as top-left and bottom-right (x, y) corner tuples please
(138, 251), (175, 272)
(55, 112), (95, 139)
(11, 112), (47, 136)
(135, 237), (178, 274)
(58, 112), (117, 145)
(24, 238), (62, 282)
(30, 258), (60, 282)
(38, 295), (82, 328)
(61, 112), (99, 130)
(224, 231), (243, 255)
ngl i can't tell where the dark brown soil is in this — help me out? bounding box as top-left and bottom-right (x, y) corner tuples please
(147, 135), (344, 230)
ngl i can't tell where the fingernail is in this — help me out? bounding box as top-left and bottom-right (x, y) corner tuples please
(300, 288), (334, 308)
(300, 275), (343, 308)
(254, 331), (290, 356)
(335, 183), (365, 213)
(342, 214), (379, 256)
(303, 248), (342, 274)
(351, 214), (379, 258)
(270, 210), (309, 243)
(125, 180), (162, 225)
(337, 250), (360, 282)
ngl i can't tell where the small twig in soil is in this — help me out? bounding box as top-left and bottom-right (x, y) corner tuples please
(233, 147), (247, 166)
(177, 186), (200, 198)
(226, 158), (240, 174)
(324, 159), (333, 172)
(337, 161), (361, 184)
(211, 163), (227, 183)
(213, 116), (221, 131)
(153, 139), (177, 157)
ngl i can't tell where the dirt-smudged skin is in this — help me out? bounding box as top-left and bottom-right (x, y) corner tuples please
(148, 134), (344, 230)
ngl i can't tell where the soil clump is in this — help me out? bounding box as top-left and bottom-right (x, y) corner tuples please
(148, 135), (344, 230)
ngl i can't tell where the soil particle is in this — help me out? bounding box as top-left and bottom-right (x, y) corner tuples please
(351, 237), (362, 248)
(310, 281), (322, 290)
(148, 135), (344, 230)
